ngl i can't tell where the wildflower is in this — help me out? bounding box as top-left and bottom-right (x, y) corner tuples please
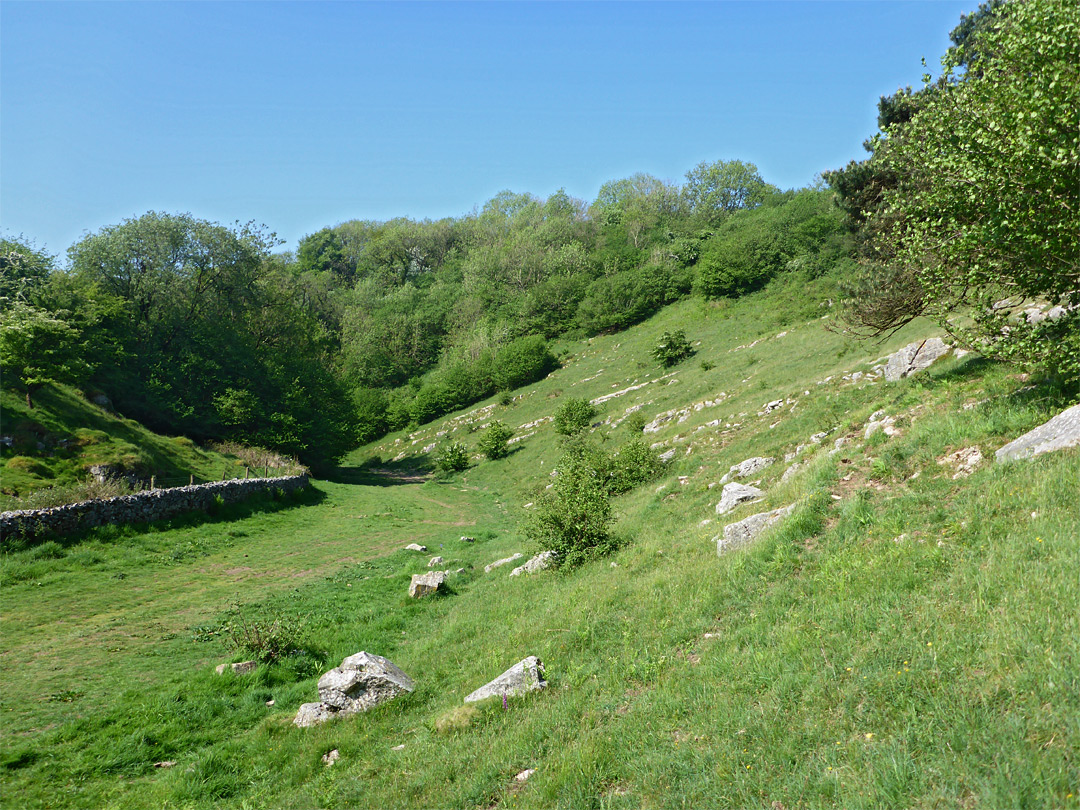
(864, 733), (874, 740)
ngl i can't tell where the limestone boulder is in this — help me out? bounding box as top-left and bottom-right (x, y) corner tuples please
(509, 551), (557, 577)
(317, 651), (415, 714)
(405, 543), (427, 552)
(883, 338), (951, 382)
(996, 404), (1080, 462)
(464, 656), (547, 703)
(719, 456), (774, 484)
(716, 503), (796, 556)
(409, 571), (446, 598)
(715, 482), (764, 515)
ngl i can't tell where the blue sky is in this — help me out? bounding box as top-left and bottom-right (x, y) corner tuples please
(2, 1), (973, 256)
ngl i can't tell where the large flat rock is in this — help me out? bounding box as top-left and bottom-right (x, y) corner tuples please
(995, 404), (1080, 462)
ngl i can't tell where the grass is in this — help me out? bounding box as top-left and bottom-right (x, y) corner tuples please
(0, 383), (299, 510)
(1, 271), (1077, 808)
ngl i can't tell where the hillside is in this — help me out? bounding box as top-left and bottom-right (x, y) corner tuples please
(1, 274), (1076, 809)
(0, 383), (298, 511)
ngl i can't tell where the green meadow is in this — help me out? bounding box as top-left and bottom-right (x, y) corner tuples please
(2, 277), (1077, 809)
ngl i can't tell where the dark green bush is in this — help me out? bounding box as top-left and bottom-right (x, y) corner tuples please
(524, 450), (615, 569)
(652, 329), (693, 368)
(492, 335), (558, 391)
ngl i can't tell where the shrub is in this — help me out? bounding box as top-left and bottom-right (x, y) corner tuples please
(477, 421), (514, 460)
(553, 397), (597, 437)
(492, 335), (558, 391)
(435, 442), (470, 472)
(607, 438), (663, 495)
(524, 450), (616, 568)
(652, 329), (693, 367)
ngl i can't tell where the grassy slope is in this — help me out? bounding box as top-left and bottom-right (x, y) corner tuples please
(0, 383), (276, 508)
(1, 275), (1077, 809)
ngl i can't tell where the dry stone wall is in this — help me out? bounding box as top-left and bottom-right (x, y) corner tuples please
(0, 474), (309, 542)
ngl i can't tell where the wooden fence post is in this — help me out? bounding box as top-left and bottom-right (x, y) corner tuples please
(189, 474), (194, 486)
(150, 475), (156, 490)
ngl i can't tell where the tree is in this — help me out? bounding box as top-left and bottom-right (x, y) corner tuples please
(867, 0), (1079, 377)
(0, 301), (89, 408)
(0, 237), (55, 303)
(297, 228), (353, 283)
(682, 159), (774, 224)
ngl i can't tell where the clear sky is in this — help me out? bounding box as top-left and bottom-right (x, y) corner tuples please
(2, 0), (974, 257)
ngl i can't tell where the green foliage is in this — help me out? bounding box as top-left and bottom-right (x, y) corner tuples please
(524, 446), (616, 568)
(652, 329), (693, 368)
(0, 236), (55, 303)
(553, 396), (597, 437)
(682, 159), (774, 223)
(220, 602), (308, 663)
(492, 335), (557, 391)
(606, 437), (663, 495)
(435, 441), (470, 472)
(476, 421), (514, 460)
(0, 301), (90, 408)
(866, 0), (1079, 379)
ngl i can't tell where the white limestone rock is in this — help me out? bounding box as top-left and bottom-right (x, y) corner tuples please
(715, 482), (764, 515)
(996, 404), (1080, 462)
(716, 503), (796, 556)
(464, 656), (547, 703)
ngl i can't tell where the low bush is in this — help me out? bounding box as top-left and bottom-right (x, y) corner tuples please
(652, 329), (693, 367)
(477, 421), (514, 460)
(435, 442), (470, 472)
(553, 397), (597, 437)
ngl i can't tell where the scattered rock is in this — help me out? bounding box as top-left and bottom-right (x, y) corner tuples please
(405, 543), (427, 552)
(995, 404), (1080, 462)
(510, 551), (557, 577)
(658, 448), (678, 463)
(322, 749), (340, 767)
(215, 660), (257, 676)
(716, 504), (796, 556)
(409, 571), (446, 598)
(780, 463), (801, 484)
(428, 556), (445, 567)
(883, 337), (951, 381)
(294, 652), (414, 727)
(763, 399), (784, 413)
(154, 761), (176, 769)
(809, 431), (829, 443)
(719, 456), (774, 483)
(464, 656), (547, 703)
(864, 413), (899, 440)
(460, 536), (475, 543)
(515, 768), (537, 783)
(715, 482), (764, 515)
(293, 701), (336, 727)
(485, 553), (524, 573)
(938, 446), (984, 478)
(391, 744), (406, 751)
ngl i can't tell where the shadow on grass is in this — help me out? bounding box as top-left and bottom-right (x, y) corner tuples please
(322, 457), (435, 487)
